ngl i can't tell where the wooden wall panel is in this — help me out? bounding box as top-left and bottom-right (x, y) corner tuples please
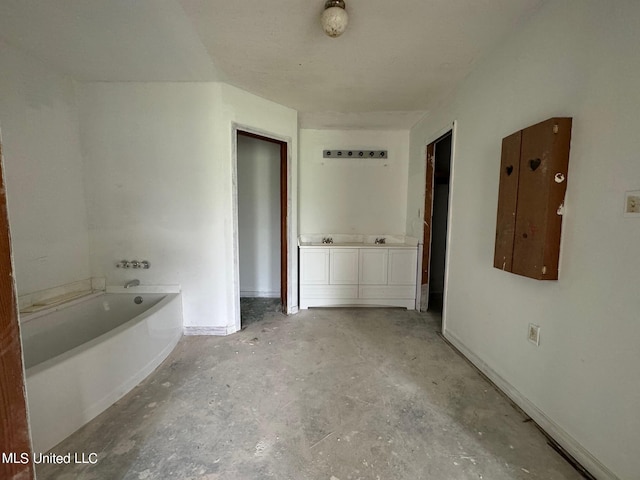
(493, 131), (522, 271)
(512, 118), (572, 279)
(494, 117), (572, 280)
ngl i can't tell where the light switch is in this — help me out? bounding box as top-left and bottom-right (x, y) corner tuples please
(624, 190), (640, 217)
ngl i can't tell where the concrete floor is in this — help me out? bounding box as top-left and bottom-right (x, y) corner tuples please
(37, 308), (582, 480)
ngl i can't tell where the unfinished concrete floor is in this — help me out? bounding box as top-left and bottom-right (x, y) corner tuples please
(37, 309), (582, 480)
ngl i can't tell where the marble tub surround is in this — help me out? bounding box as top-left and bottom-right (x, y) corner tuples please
(20, 292), (105, 322)
(18, 277), (106, 313)
(298, 234), (418, 246)
(19, 281), (181, 317)
(106, 284), (181, 294)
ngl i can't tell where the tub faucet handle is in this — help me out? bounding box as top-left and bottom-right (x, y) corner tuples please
(141, 260), (150, 269)
(117, 260), (130, 268)
(130, 260), (140, 269)
(124, 279), (140, 289)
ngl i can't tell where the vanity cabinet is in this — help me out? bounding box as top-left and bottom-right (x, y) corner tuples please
(300, 246), (417, 309)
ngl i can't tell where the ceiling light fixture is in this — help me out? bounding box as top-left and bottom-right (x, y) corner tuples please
(321, 0), (348, 38)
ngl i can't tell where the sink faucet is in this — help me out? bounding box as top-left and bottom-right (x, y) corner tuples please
(375, 237), (386, 244)
(124, 279), (140, 289)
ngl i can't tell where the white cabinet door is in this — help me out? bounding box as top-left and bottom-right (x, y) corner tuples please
(300, 249), (329, 285)
(388, 249), (418, 285)
(359, 248), (388, 285)
(330, 249), (359, 285)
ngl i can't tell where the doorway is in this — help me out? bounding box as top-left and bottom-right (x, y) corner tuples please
(421, 130), (452, 315)
(236, 130), (288, 328)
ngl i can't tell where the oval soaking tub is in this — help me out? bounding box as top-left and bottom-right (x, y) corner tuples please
(21, 292), (183, 453)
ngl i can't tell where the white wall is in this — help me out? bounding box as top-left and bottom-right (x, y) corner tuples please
(299, 129), (409, 235)
(0, 41), (90, 295)
(406, 2), (640, 479)
(237, 135), (281, 297)
(79, 82), (297, 332)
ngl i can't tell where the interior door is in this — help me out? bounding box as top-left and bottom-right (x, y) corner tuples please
(420, 142), (435, 311)
(0, 141), (35, 479)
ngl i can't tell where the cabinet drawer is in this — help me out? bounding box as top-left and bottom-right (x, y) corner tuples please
(359, 285), (416, 299)
(301, 285), (359, 299)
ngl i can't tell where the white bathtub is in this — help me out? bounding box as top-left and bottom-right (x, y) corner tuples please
(20, 292), (183, 453)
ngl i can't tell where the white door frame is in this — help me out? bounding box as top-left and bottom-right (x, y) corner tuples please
(417, 121), (457, 334)
(230, 123), (295, 333)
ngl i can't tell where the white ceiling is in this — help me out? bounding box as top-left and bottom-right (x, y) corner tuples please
(0, 0), (545, 129)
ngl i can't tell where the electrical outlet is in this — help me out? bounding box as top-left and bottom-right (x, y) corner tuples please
(528, 324), (540, 346)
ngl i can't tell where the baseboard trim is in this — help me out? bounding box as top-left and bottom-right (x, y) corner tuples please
(240, 290), (280, 298)
(183, 326), (229, 336)
(443, 329), (619, 480)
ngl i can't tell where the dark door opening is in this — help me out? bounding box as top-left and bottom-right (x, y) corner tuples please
(421, 131), (452, 316)
(236, 130), (288, 327)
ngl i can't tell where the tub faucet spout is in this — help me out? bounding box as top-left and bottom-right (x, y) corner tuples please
(124, 279), (140, 289)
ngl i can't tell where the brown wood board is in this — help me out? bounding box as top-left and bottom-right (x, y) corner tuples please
(512, 118), (571, 279)
(493, 131), (522, 272)
(421, 142), (435, 285)
(0, 142), (34, 479)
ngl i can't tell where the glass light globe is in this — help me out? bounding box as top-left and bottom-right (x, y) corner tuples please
(321, 6), (348, 38)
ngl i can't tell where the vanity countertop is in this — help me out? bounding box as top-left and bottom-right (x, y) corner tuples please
(299, 242), (416, 248)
